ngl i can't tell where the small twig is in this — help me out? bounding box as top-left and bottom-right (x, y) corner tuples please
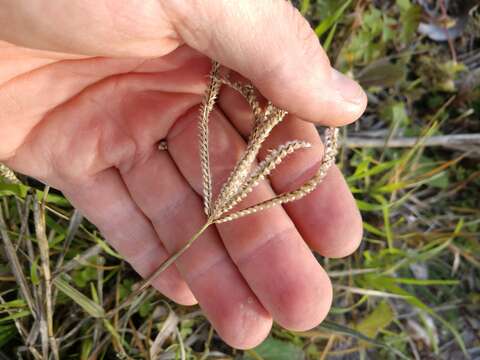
(343, 133), (480, 149)
(319, 334), (336, 360)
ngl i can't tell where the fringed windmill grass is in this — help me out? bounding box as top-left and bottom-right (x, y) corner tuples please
(116, 61), (340, 309)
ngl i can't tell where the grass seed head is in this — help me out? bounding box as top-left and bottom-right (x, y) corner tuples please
(198, 62), (339, 223)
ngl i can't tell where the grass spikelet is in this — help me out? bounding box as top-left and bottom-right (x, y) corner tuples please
(218, 140), (312, 215)
(220, 78), (262, 121)
(217, 128), (338, 223)
(212, 105), (288, 217)
(199, 61), (221, 216)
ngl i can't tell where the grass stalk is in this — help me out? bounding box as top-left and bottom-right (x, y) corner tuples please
(33, 186), (59, 360)
(107, 220), (212, 317)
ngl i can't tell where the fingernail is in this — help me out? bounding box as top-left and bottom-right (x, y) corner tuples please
(331, 69), (366, 105)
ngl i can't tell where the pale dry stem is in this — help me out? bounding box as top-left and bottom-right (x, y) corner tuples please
(33, 186), (59, 360)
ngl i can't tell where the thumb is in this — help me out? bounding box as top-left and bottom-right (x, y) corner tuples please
(1, 0), (366, 125)
(164, 0), (367, 125)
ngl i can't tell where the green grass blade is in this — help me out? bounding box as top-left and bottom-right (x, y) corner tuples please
(315, 0), (352, 37)
(319, 320), (410, 360)
(53, 277), (105, 318)
(0, 310), (31, 323)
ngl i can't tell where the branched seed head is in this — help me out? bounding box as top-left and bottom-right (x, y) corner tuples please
(212, 106), (288, 217)
(137, 61), (340, 294)
(197, 61), (339, 224)
(217, 128), (339, 223)
(216, 140), (311, 216)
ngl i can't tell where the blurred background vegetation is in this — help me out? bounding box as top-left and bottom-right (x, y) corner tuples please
(1, 0), (479, 359)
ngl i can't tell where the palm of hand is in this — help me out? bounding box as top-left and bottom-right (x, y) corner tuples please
(1, 43), (362, 348)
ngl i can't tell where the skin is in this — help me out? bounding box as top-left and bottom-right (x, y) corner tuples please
(0, 0), (367, 349)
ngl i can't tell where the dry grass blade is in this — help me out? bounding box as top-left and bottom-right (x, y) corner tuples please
(53, 244), (102, 276)
(0, 206), (37, 319)
(33, 186), (59, 360)
(198, 61), (221, 216)
(334, 285), (409, 299)
(55, 210), (83, 271)
(150, 310), (179, 359)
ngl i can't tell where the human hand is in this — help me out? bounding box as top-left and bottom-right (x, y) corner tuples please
(0, 1), (367, 348)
